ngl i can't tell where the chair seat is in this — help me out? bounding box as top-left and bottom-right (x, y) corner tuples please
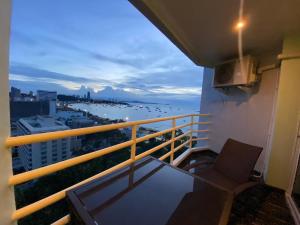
(196, 168), (239, 192)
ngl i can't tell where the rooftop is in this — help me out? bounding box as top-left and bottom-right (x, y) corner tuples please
(18, 115), (69, 133)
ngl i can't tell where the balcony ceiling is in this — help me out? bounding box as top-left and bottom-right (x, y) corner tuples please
(130, 0), (300, 67)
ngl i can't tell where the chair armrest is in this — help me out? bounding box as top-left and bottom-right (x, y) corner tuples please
(182, 159), (215, 171)
(232, 181), (260, 196)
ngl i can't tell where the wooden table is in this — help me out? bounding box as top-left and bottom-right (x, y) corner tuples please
(67, 156), (233, 225)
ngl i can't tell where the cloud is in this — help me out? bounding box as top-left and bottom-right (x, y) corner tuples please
(149, 86), (202, 96)
(32, 35), (140, 68)
(10, 30), (38, 46)
(118, 68), (203, 94)
(10, 62), (100, 83)
(89, 51), (138, 68)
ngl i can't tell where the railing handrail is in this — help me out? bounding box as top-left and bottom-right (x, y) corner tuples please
(6, 113), (210, 223)
(6, 113), (209, 147)
(9, 123), (194, 186)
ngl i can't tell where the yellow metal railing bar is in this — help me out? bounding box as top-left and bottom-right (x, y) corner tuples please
(159, 151), (172, 161)
(51, 215), (70, 225)
(130, 125), (137, 161)
(193, 122), (211, 125)
(170, 118), (176, 163)
(135, 139), (173, 161)
(174, 130), (191, 141)
(9, 124), (192, 186)
(174, 139), (191, 153)
(192, 137), (209, 141)
(189, 115), (194, 150)
(192, 129), (209, 133)
(9, 140), (133, 186)
(6, 114), (209, 147)
(134, 122), (191, 143)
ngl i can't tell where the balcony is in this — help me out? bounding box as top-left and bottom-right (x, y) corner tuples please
(2, 112), (297, 225)
(1, 0), (300, 224)
(5, 113), (210, 225)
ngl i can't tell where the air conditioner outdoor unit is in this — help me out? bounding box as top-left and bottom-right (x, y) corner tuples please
(213, 55), (258, 87)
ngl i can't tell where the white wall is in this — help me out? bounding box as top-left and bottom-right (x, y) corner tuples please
(200, 58), (279, 172)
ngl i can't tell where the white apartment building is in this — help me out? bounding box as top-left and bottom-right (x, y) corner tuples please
(17, 115), (72, 171)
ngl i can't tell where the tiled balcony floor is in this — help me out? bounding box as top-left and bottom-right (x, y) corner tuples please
(178, 150), (295, 225)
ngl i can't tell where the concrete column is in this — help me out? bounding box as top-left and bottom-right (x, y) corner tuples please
(0, 0), (16, 224)
(266, 33), (300, 190)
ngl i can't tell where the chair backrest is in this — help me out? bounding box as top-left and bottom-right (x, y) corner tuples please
(214, 139), (263, 184)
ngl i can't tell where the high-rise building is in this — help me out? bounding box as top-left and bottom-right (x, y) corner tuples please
(36, 90), (57, 101)
(36, 90), (57, 116)
(87, 91), (91, 100)
(17, 115), (72, 171)
(10, 86), (21, 101)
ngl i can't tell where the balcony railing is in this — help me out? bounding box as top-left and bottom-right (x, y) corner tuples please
(5, 113), (210, 225)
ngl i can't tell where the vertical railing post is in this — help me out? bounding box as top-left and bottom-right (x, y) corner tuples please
(0, 1), (16, 224)
(129, 125), (137, 186)
(189, 115), (194, 150)
(130, 125), (137, 162)
(170, 118), (176, 164)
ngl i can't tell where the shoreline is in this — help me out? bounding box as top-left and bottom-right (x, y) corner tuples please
(61, 105), (159, 133)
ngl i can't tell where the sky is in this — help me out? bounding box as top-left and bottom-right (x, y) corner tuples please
(9, 0), (203, 103)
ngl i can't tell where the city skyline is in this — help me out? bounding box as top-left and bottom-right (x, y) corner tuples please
(9, 0), (203, 102)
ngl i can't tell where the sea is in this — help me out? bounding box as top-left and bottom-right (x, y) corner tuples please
(69, 102), (200, 131)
